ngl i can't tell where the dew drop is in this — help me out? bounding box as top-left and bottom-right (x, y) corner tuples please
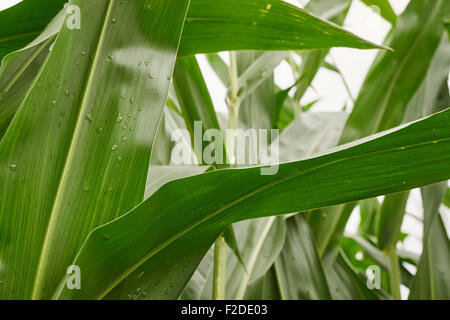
(147, 73), (154, 79)
(130, 97), (135, 104)
(167, 76), (172, 81)
(116, 114), (123, 123)
(8, 164), (17, 171)
(81, 50), (86, 56)
(121, 136), (127, 142)
(96, 127), (103, 134)
(82, 185), (92, 192)
(112, 18), (116, 24)
(65, 89), (70, 97)
(85, 113), (93, 122)
(111, 144), (118, 151)
(52, 100), (56, 107)
(117, 156), (123, 163)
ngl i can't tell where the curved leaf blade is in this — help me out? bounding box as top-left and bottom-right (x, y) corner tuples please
(56, 109), (450, 299)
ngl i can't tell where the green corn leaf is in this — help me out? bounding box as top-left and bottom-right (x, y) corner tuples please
(0, 0), (190, 299)
(225, 217), (286, 299)
(409, 182), (450, 299)
(274, 215), (332, 299)
(243, 266), (282, 300)
(55, 109), (450, 299)
(376, 192), (409, 250)
(0, 0), (386, 62)
(0, 0), (66, 60)
(324, 251), (383, 300)
(316, 0), (450, 261)
(341, 0), (449, 144)
(0, 10), (65, 138)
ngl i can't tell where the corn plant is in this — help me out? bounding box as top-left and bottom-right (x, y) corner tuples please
(0, 0), (449, 300)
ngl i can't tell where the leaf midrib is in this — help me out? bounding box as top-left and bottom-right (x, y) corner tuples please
(31, 0), (116, 299)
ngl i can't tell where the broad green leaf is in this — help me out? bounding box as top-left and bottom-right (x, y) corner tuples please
(358, 198), (379, 235)
(0, 0), (379, 142)
(243, 266), (282, 300)
(173, 57), (220, 138)
(0, 0), (66, 61)
(0, 0), (190, 299)
(341, 0), (449, 144)
(275, 112), (351, 260)
(56, 109), (450, 299)
(409, 182), (450, 299)
(180, 248), (214, 300)
(180, 0), (386, 56)
(145, 165), (209, 199)
(403, 33), (450, 123)
(222, 225), (247, 272)
(236, 52), (275, 134)
(173, 56), (227, 165)
(310, 203), (356, 260)
(225, 217), (286, 299)
(0, 0), (386, 62)
(0, 10), (65, 138)
(324, 251), (382, 300)
(360, 0), (397, 25)
(317, 0), (450, 260)
(347, 235), (413, 287)
(376, 192), (409, 250)
(274, 215), (331, 299)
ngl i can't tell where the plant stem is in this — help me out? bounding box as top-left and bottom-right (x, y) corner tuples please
(388, 247), (402, 300)
(226, 51), (240, 163)
(213, 234), (226, 299)
(212, 51), (240, 300)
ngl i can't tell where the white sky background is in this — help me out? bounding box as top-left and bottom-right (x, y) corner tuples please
(1, 0), (449, 299)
